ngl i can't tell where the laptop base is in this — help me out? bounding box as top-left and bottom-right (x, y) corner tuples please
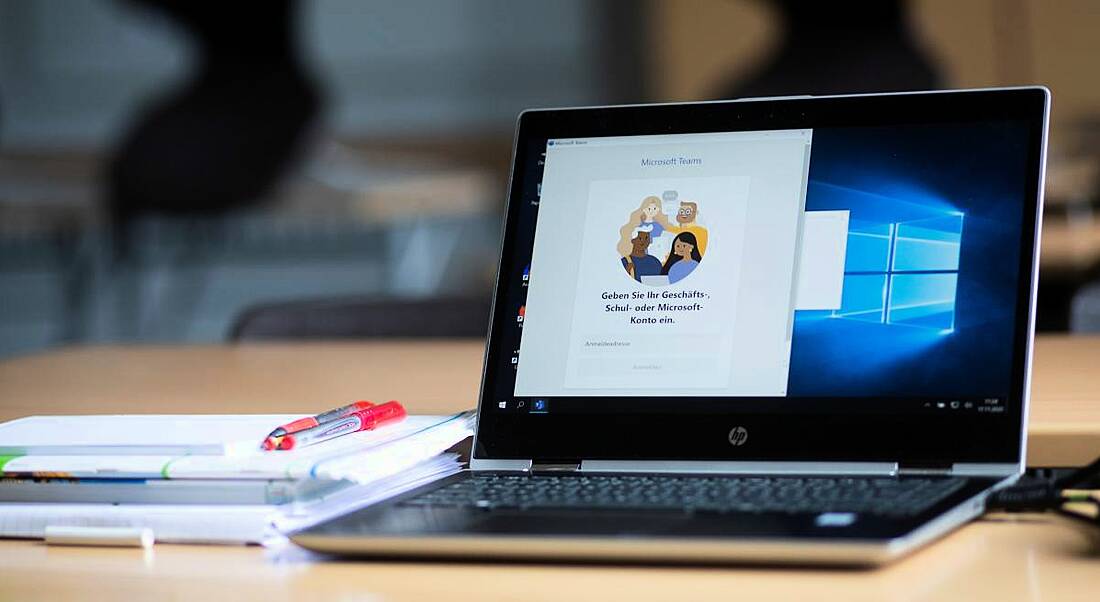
(290, 471), (997, 567)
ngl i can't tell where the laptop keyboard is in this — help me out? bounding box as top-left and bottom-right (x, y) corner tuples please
(401, 474), (968, 517)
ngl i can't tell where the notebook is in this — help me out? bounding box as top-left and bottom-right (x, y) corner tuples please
(0, 412), (475, 544)
(0, 414), (302, 456)
(0, 413), (473, 481)
(0, 455), (463, 544)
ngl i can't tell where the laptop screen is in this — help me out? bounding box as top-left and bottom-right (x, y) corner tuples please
(477, 89), (1047, 463)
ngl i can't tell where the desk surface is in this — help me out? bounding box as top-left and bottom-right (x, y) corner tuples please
(1, 336), (1098, 466)
(1, 338), (1098, 601)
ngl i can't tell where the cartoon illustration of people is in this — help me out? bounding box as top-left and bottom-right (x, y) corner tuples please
(617, 196), (677, 258)
(675, 201), (708, 255)
(661, 231), (703, 284)
(617, 194), (708, 286)
(620, 229), (662, 282)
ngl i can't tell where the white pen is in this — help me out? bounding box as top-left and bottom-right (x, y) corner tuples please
(44, 525), (154, 548)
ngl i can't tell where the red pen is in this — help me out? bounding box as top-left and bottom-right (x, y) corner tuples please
(262, 401), (375, 449)
(267, 401), (407, 451)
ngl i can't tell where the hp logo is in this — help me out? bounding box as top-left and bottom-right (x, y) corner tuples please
(728, 426), (748, 447)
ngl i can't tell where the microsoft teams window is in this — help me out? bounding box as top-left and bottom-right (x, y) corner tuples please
(502, 121), (1030, 406)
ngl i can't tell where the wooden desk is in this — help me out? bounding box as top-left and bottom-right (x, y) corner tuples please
(0, 337), (1097, 465)
(1, 338), (1098, 601)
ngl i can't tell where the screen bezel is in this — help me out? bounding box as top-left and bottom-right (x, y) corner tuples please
(473, 88), (1048, 465)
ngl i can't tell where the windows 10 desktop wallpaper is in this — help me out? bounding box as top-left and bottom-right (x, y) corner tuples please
(789, 122), (1032, 397)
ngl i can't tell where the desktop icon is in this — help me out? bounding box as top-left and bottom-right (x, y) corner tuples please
(517, 305), (525, 323)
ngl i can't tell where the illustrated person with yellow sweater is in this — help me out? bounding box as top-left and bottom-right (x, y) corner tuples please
(675, 201), (708, 255)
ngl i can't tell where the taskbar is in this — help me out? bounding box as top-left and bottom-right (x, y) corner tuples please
(492, 395), (1009, 417)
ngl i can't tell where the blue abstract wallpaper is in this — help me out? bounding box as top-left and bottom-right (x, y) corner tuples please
(788, 123), (1032, 397)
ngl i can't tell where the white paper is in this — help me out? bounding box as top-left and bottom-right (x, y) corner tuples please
(165, 413), (473, 481)
(0, 457), (464, 545)
(0, 414), (301, 456)
(0, 412), (473, 544)
(0, 413), (474, 481)
(795, 210), (850, 310)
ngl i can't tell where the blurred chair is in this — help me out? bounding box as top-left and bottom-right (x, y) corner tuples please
(229, 295), (491, 341)
(104, 0), (321, 340)
(1071, 282), (1100, 333)
(107, 0), (320, 225)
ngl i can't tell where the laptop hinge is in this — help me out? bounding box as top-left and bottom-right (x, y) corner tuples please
(531, 461), (582, 473)
(897, 462), (1021, 477)
(897, 464), (953, 477)
(580, 460), (899, 476)
(469, 459), (532, 472)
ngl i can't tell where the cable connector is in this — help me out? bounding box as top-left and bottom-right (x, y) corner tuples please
(985, 481), (1062, 513)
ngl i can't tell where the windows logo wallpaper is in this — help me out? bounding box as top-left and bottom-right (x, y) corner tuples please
(788, 123), (1031, 397)
(831, 192), (963, 333)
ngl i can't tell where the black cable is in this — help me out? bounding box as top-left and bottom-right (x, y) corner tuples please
(984, 456), (1100, 528)
(985, 479), (1062, 513)
(1054, 456), (1100, 490)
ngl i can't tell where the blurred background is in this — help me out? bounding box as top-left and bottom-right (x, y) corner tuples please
(0, 0), (1098, 358)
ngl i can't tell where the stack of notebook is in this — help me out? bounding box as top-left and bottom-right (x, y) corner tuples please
(0, 412), (474, 544)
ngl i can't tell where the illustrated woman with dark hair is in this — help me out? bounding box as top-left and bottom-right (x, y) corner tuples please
(661, 232), (702, 284)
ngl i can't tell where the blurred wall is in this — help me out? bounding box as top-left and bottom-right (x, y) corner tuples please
(306, 0), (621, 140)
(0, 1), (191, 150)
(648, 0), (1100, 127)
(0, 0), (631, 152)
(0, 0), (647, 357)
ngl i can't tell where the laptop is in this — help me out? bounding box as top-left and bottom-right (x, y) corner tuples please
(290, 87), (1050, 566)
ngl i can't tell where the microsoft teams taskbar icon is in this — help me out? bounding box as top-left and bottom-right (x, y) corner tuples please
(497, 398), (549, 413)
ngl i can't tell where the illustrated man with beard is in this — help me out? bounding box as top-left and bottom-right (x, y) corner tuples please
(675, 201), (708, 256)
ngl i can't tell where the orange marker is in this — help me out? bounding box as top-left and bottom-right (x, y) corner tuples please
(267, 401), (407, 451)
(261, 401), (374, 450)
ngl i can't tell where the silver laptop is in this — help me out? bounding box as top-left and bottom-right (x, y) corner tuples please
(291, 87), (1050, 566)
